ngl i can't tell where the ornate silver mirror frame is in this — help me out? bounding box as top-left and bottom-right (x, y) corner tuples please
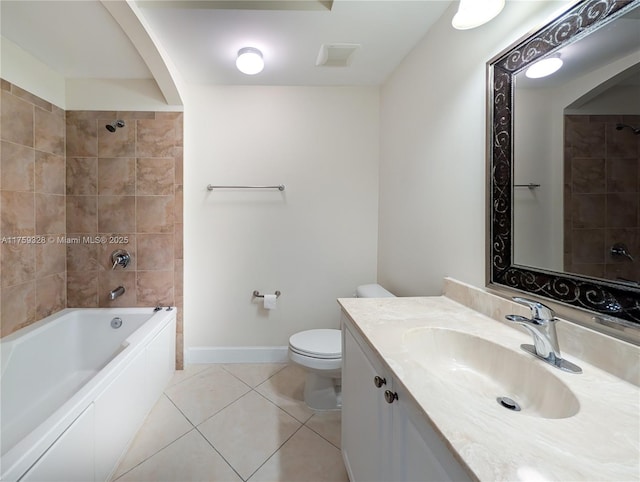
(488, 0), (640, 332)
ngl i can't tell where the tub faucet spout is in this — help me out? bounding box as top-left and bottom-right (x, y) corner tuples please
(109, 286), (125, 301)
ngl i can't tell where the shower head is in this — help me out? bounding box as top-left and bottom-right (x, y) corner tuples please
(615, 123), (640, 135)
(105, 120), (126, 132)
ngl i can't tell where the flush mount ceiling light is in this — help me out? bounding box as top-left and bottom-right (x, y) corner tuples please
(452, 0), (505, 30)
(525, 57), (563, 79)
(236, 47), (264, 75)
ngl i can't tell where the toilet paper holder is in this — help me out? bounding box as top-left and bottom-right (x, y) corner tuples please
(253, 290), (281, 298)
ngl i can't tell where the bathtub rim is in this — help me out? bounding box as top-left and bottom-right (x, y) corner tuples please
(0, 307), (177, 482)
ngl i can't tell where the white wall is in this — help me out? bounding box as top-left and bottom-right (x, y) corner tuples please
(377, 1), (570, 296)
(184, 85), (379, 358)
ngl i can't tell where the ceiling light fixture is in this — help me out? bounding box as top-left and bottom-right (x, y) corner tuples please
(525, 56), (563, 79)
(236, 47), (264, 75)
(452, 0), (505, 30)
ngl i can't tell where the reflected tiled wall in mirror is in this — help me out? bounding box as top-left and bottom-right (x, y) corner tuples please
(564, 114), (640, 285)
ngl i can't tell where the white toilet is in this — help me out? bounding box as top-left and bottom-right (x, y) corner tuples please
(288, 283), (395, 410)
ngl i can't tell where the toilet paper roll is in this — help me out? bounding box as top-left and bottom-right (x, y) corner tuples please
(263, 294), (277, 310)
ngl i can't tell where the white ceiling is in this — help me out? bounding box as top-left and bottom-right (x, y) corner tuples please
(0, 0), (153, 79)
(0, 0), (453, 87)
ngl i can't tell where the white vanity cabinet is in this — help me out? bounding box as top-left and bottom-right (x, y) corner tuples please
(341, 317), (471, 482)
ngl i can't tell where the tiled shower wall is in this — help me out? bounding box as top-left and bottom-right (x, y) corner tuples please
(65, 110), (184, 368)
(564, 114), (640, 284)
(0, 80), (184, 369)
(1, 80), (67, 335)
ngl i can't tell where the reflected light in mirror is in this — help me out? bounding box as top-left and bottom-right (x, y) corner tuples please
(452, 0), (505, 30)
(525, 57), (563, 79)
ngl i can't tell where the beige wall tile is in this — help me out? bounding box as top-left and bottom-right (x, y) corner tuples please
(136, 196), (174, 233)
(137, 234), (174, 270)
(67, 157), (97, 195)
(1, 242), (35, 288)
(137, 270), (174, 306)
(36, 193), (65, 234)
(1, 191), (35, 236)
(35, 106), (65, 156)
(36, 273), (66, 319)
(66, 112), (97, 157)
(1, 141), (34, 191)
(1, 281), (36, 336)
(67, 271), (99, 307)
(97, 195), (135, 233)
(97, 158), (135, 195)
(137, 158), (174, 195)
(35, 151), (65, 195)
(66, 195), (97, 233)
(98, 120), (135, 157)
(1, 90), (34, 147)
(137, 118), (176, 157)
(36, 239), (66, 278)
(66, 237), (99, 273)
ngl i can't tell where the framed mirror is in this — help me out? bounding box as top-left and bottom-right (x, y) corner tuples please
(488, 0), (640, 331)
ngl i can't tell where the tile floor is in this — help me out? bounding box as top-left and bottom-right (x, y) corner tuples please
(111, 363), (349, 482)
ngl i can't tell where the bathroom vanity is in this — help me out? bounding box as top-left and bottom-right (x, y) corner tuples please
(339, 279), (639, 481)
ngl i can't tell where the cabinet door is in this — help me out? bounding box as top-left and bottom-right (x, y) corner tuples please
(342, 326), (392, 482)
(392, 388), (471, 482)
(21, 404), (95, 482)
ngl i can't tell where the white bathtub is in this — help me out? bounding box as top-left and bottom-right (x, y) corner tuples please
(0, 307), (176, 482)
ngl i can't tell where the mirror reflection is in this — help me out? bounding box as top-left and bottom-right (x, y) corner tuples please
(512, 6), (640, 288)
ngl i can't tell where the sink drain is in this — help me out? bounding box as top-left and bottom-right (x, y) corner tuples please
(497, 396), (521, 411)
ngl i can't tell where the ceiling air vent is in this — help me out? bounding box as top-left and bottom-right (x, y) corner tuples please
(316, 43), (360, 67)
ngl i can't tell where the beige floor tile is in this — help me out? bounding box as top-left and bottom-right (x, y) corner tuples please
(222, 363), (287, 388)
(115, 430), (241, 482)
(112, 395), (193, 479)
(164, 365), (250, 426)
(255, 364), (314, 423)
(248, 426), (348, 482)
(198, 390), (301, 480)
(167, 363), (211, 387)
(305, 410), (342, 449)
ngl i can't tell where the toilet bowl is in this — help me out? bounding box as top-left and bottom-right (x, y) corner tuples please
(288, 284), (395, 410)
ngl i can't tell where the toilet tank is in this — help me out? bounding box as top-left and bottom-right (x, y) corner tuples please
(356, 284), (395, 298)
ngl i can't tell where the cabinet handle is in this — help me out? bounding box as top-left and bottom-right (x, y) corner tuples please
(384, 390), (398, 404)
(373, 376), (386, 388)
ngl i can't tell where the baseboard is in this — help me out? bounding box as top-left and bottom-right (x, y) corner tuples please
(185, 346), (289, 364)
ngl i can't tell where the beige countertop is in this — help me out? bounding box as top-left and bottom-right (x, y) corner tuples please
(338, 295), (640, 482)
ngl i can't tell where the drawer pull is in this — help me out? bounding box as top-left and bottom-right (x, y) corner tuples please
(384, 390), (398, 404)
(374, 376), (386, 388)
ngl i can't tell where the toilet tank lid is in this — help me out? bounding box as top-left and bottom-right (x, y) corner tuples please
(356, 284), (395, 298)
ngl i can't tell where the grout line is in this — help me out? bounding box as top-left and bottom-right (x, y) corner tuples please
(302, 414), (342, 451)
(194, 425), (246, 481)
(110, 428), (197, 482)
(244, 423), (307, 482)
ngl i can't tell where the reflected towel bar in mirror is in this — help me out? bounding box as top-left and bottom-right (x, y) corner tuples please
(514, 183), (541, 189)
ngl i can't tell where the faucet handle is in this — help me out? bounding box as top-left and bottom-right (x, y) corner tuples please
(111, 249), (131, 270)
(512, 297), (555, 322)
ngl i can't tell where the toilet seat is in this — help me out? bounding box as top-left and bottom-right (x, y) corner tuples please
(289, 329), (341, 359)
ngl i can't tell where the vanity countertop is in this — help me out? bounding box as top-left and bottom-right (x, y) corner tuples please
(338, 295), (640, 482)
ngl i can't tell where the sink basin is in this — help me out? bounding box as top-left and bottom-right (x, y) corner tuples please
(403, 327), (580, 419)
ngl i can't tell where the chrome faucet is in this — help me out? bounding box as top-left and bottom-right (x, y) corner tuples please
(506, 297), (581, 374)
(109, 286), (125, 301)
